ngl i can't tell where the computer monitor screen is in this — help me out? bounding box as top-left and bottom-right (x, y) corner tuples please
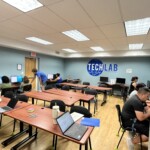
(17, 75), (23, 82)
(10, 76), (17, 83)
(116, 78), (126, 84)
(100, 76), (108, 82)
(47, 74), (53, 79)
(10, 75), (22, 83)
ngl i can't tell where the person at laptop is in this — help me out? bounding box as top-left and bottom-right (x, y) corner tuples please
(0, 76), (12, 90)
(128, 76), (138, 95)
(122, 87), (150, 150)
(31, 68), (48, 91)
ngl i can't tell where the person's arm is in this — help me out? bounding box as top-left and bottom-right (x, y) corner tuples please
(132, 82), (137, 88)
(31, 75), (36, 84)
(50, 77), (59, 82)
(135, 109), (150, 121)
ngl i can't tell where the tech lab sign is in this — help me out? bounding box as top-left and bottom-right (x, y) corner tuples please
(87, 59), (118, 76)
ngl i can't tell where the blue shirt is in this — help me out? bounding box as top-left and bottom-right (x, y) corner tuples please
(57, 77), (62, 83)
(36, 71), (48, 84)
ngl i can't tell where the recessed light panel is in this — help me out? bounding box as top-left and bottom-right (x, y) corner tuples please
(62, 49), (77, 53)
(26, 37), (53, 45)
(129, 44), (143, 50)
(3, 0), (43, 12)
(90, 47), (104, 51)
(62, 30), (89, 41)
(125, 18), (150, 36)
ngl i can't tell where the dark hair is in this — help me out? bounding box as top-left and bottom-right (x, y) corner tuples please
(23, 76), (29, 83)
(131, 76), (138, 81)
(2, 76), (10, 83)
(136, 83), (146, 91)
(32, 68), (37, 73)
(56, 73), (60, 77)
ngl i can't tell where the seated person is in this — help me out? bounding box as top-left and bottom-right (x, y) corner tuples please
(48, 73), (62, 83)
(128, 76), (138, 94)
(48, 73), (62, 88)
(0, 76), (12, 89)
(129, 83), (146, 99)
(18, 76), (30, 93)
(122, 87), (150, 149)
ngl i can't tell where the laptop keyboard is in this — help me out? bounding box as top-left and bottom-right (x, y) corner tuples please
(65, 123), (87, 140)
(2, 106), (11, 110)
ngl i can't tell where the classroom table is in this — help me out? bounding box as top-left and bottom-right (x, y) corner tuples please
(2, 104), (94, 150)
(44, 88), (94, 112)
(24, 91), (80, 107)
(60, 82), (88, 88)
(87, 85), (112, 106)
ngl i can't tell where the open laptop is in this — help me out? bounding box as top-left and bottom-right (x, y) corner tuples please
(56, 111), (88, 140)
(0, 97), (18, 113)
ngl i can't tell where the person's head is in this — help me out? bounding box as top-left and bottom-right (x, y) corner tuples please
(56, 73), (60, 77)
(131, 76), (138, 82)
(137, 87), (150, 102)
(23, 76), (29, 84)
(2, 76), (10, 83)
(32, 68), (37, 74)
(136, 83), (146, 91)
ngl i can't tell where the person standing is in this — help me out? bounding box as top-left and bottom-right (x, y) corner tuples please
(31, 68), (48, 91)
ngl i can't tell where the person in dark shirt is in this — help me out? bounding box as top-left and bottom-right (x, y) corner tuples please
(128, 76), (138, 94)
(122, 87), (150, 147)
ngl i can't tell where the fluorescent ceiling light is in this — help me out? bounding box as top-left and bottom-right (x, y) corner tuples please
(3, 0), (43, 12)
(125, 18), (150, 36)
(90, 46), (104, 51)
(62, 30), (90, 41)
(26, 37), (53, 45)
(129, 43), (143, 50)
(62, 49), (77, 53)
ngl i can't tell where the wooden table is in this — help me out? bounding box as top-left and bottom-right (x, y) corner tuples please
(87, 85), (112, 106)
(3, 104), (94, 150)
(61, 82), (88, 88)
(44, 89), (94, 112)
(0, 96), (31, 126)
(24, 91), (80, 107)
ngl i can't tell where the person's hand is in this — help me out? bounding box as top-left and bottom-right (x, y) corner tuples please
(146, 100), (150, 107)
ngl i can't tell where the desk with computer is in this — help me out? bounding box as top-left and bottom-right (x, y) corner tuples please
(99, 76), (129, 102)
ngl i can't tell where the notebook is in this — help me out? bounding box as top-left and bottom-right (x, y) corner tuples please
(0, 97), (18, 113)
(56, 111), (88, 140)
(71, 112), (84, 122)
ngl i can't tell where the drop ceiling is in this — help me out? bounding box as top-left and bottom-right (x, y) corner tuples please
(0, 0), (150, 58)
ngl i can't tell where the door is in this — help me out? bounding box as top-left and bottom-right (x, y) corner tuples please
(25, 57), (36, 90)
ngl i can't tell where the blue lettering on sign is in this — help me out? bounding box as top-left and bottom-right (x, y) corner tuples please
(87, 59), (118, 76)
(87, 59), (103, 76)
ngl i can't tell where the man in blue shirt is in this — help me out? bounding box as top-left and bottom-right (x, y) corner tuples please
(31, 68), (48, 91)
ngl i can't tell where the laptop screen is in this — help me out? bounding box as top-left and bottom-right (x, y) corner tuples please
(7, 97), (18, 108)
(57, 112), (74, 133)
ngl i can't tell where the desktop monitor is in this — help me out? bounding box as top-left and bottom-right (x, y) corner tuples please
(10, 75), (22, 83)
(116, 78), (126, 84)
(47, 74), (54, 79)
(100, 76), (108, 83)
(17, 75), (23, 83)
(10, 76), (18, 83)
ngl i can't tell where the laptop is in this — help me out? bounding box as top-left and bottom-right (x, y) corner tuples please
(56, 111), (88, 140)
(0, 97), (18, 113)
